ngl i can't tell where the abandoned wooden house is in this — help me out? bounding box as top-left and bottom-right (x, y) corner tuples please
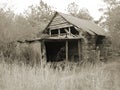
(18, 12), (109, 63)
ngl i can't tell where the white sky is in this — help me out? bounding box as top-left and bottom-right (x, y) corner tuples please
(0, 0), (106, 20)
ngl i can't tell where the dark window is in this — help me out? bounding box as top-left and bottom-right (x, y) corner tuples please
(51, 29), (58, 34)
(70, 27), (79, 35)
(60, 28), (66, 33)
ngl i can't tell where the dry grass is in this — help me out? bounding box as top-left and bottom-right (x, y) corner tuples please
(0, 60), (120, 90)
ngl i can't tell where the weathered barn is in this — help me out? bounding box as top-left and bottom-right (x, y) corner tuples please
(18, 12), (108, 64)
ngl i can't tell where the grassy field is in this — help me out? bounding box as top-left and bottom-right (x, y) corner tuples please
(0, 58), (120, 90)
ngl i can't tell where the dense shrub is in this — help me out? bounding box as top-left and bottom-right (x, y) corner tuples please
(0, 42), (41, 66)
(20, 46), (40, 66)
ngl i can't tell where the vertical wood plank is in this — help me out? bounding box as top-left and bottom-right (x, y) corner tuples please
(49, 29), (51, 36)
(68, 27), (71, 35)
(58, 29), (60, 36)
(66, 40), (68, 62)
(40, 41), (43, 68)
(39, 41), (42, 61)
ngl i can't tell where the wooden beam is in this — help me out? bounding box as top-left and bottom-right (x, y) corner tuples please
(49, 24), (73, 30)
(68, 27), (71, 35)
(39, 41), (43, 67)
(50, 22), (69, 26)
(58, 29), (60, 36)
(66, 40), (68, 62)
(49, 30), (51, 36)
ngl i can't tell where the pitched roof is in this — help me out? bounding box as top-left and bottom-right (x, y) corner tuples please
(58, 12), (106, 36)
(44, 12), (106, 36)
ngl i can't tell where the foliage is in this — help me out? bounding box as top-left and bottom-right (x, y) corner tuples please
(99, 0), (120, 49)
(0, 8), (34, 42)
(0, 8), (15, 42)
(20, 46), (41, 66)
(25, 0), (54, 35)
(0, 0), (54, 42)
(0, 0), (55, 65)
(0, 1), (97, 43)
(67, 2), (93, 20)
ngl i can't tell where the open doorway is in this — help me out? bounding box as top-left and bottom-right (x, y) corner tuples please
(45, 41), (66, 62)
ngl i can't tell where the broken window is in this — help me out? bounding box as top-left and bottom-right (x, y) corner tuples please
(70, 27), (79, 35)
(51, 29), (58, 35)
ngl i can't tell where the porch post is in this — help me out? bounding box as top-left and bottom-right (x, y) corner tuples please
(39, 41), (42, 61)
(66, 40), (68, 62)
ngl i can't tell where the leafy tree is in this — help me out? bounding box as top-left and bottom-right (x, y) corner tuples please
(107, 6), (120, 47)
(67, 2), (79, 17)
(100, 0), (120, 48)
(77, 8), (93, 20)
(13, 15), (34, 40)
(67, 2), (93, 20)
(0, 8), (15, 42)
(25, 0), (54, 34)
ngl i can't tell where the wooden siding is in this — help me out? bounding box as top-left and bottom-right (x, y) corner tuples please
(49, 23), (73, 30)
(48, 14), (73, 30)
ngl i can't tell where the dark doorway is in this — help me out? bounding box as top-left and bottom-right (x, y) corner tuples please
(45, 41), (65, 62)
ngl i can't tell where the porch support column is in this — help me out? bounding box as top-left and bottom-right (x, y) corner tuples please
(39, 41), (42, 60)
(66, 40), (68, 62)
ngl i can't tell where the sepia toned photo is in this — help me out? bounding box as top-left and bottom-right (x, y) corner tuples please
(0, 0), (120, 90)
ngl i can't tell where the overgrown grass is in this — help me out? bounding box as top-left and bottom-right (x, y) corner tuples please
(0, 59), (120, 90)
(0, 43), (120, 90)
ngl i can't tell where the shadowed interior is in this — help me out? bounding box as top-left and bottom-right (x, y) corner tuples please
(45, 41), (65, 62)
(45, 40), (80, 62)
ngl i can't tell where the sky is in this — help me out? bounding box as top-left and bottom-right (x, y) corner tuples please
(0, 0), (106, 20)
